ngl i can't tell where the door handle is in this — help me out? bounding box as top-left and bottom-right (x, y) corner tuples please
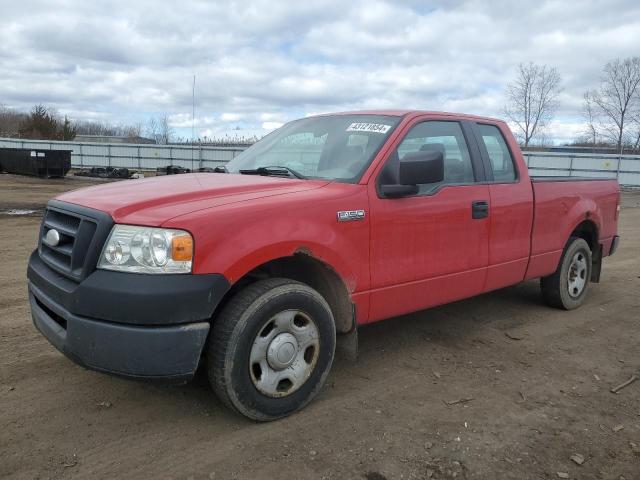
(471, 200), (489, 219)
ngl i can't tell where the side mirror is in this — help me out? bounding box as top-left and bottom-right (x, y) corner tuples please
(380, 150), (444, 198)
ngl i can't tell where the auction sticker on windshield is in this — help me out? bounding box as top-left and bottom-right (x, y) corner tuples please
(346, 123), (392, 134)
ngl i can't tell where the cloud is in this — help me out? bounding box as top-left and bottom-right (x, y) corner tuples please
(220, 113), (244, 122)
(2, 0), (640, 142)
(261, 121), (284, 130)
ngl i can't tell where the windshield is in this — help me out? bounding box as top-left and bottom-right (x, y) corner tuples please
(225, 114), (401, 182)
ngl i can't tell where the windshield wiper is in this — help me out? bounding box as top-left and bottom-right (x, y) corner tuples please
(239, 165), (306, 179)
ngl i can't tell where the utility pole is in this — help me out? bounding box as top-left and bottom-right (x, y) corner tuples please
(191, 75), (196, 171)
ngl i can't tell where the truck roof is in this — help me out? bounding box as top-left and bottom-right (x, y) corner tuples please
(318, 109), (504, 124)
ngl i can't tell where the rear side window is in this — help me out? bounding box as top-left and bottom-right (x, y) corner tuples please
(477, 124), (516, 182)
(395, 121), (475, 193)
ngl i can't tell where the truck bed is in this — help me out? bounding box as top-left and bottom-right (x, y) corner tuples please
(525, 177), (619, 280)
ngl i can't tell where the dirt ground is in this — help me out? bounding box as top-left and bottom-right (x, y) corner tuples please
(1, 174), (639, 480)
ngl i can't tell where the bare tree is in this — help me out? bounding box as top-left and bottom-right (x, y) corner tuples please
(0, 105), (28, 137)
(126, 122), (143, 139)
(588, 57), (640, 150)
(145, 117), (159, 143)
(144, 115), (174, 144)
(504, 62), (562, 147)
(630, 111), (640, 152)
(582, 92), (599, 145)
(74, 119), (143, 138)
(157, 114), (174, 145)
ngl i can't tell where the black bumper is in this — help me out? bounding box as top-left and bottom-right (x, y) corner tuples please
(27, 250), (230, 382)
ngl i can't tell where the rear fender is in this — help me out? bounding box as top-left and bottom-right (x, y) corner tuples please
(559, 200), (601, 253)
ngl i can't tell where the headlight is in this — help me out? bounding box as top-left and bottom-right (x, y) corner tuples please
(98, 225), (193, 274)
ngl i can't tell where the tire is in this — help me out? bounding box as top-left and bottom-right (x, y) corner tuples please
(208, 278), (336, 421)
(541, 237), (592, 310)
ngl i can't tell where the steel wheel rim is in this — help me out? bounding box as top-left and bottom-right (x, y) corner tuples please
(567, 251), (588, 298)
(249, 309), (320, 397)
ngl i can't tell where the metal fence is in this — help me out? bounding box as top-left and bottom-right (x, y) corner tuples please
(1, 137), (640, 186)
(0, 137), (246, 171)
(522, 151), (640, 187)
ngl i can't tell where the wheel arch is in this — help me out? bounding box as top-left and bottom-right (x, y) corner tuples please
(214, 252), (355, 334)
(568, 219), (602, 282)
(569, 219), (599, 252)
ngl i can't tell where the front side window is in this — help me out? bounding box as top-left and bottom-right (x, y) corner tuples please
(390, 121), (475, 193)
(477, 123), (516, 182)
(225, 115), (400, 182)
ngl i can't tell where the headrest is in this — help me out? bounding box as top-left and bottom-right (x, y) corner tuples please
(419, 143), (445, 155)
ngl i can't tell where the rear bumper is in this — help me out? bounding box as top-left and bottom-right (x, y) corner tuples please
(27, 250), (230, 382)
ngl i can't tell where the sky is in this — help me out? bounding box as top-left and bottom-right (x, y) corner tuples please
(1, 0), (639, 143)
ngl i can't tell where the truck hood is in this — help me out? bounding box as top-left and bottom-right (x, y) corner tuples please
(56, 173), (330, 226)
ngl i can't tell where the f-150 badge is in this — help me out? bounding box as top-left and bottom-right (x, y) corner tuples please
(337, 210), (365, 222)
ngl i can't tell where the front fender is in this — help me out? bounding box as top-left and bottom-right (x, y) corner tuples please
(164, 183), (371, 293)
(221, 240), (360, 292)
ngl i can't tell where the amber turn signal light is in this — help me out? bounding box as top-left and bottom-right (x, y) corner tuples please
(171, 235), (193, 261)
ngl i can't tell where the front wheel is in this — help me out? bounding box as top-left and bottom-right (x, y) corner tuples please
(541, 237), (592, 310)
(208, 278), (336, 421)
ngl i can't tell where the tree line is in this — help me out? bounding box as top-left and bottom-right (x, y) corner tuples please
(0, 105), (175, 144)
(0, 105), (260, 146)
(0, 105), (78, 141)
(505, 56), (640, 151)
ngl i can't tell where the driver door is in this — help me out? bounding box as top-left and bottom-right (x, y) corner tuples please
(367, 119), (490, 323)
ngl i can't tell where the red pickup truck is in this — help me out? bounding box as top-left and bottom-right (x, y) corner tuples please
(28, 110), (620, 420)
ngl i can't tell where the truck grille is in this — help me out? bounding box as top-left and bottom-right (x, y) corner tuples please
(38, 202), (113, 282)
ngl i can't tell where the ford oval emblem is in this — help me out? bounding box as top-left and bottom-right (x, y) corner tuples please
(44, 228), (60, 247)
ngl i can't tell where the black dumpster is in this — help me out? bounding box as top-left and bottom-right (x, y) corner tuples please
(0, 148), (72, 178)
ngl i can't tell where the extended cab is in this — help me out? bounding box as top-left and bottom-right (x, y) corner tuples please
(27, 111), (620, 420)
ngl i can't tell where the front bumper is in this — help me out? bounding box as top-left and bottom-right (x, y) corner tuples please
(27, 250), (230, 382)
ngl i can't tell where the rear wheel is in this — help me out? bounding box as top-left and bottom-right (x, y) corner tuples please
(541, 237), (592, 310)
(208, 278), (336, 421)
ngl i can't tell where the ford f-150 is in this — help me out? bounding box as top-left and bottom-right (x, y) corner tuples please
(27, 110), (620, 420)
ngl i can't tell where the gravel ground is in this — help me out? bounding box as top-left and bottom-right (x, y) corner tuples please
(1, 174), (639, 480)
